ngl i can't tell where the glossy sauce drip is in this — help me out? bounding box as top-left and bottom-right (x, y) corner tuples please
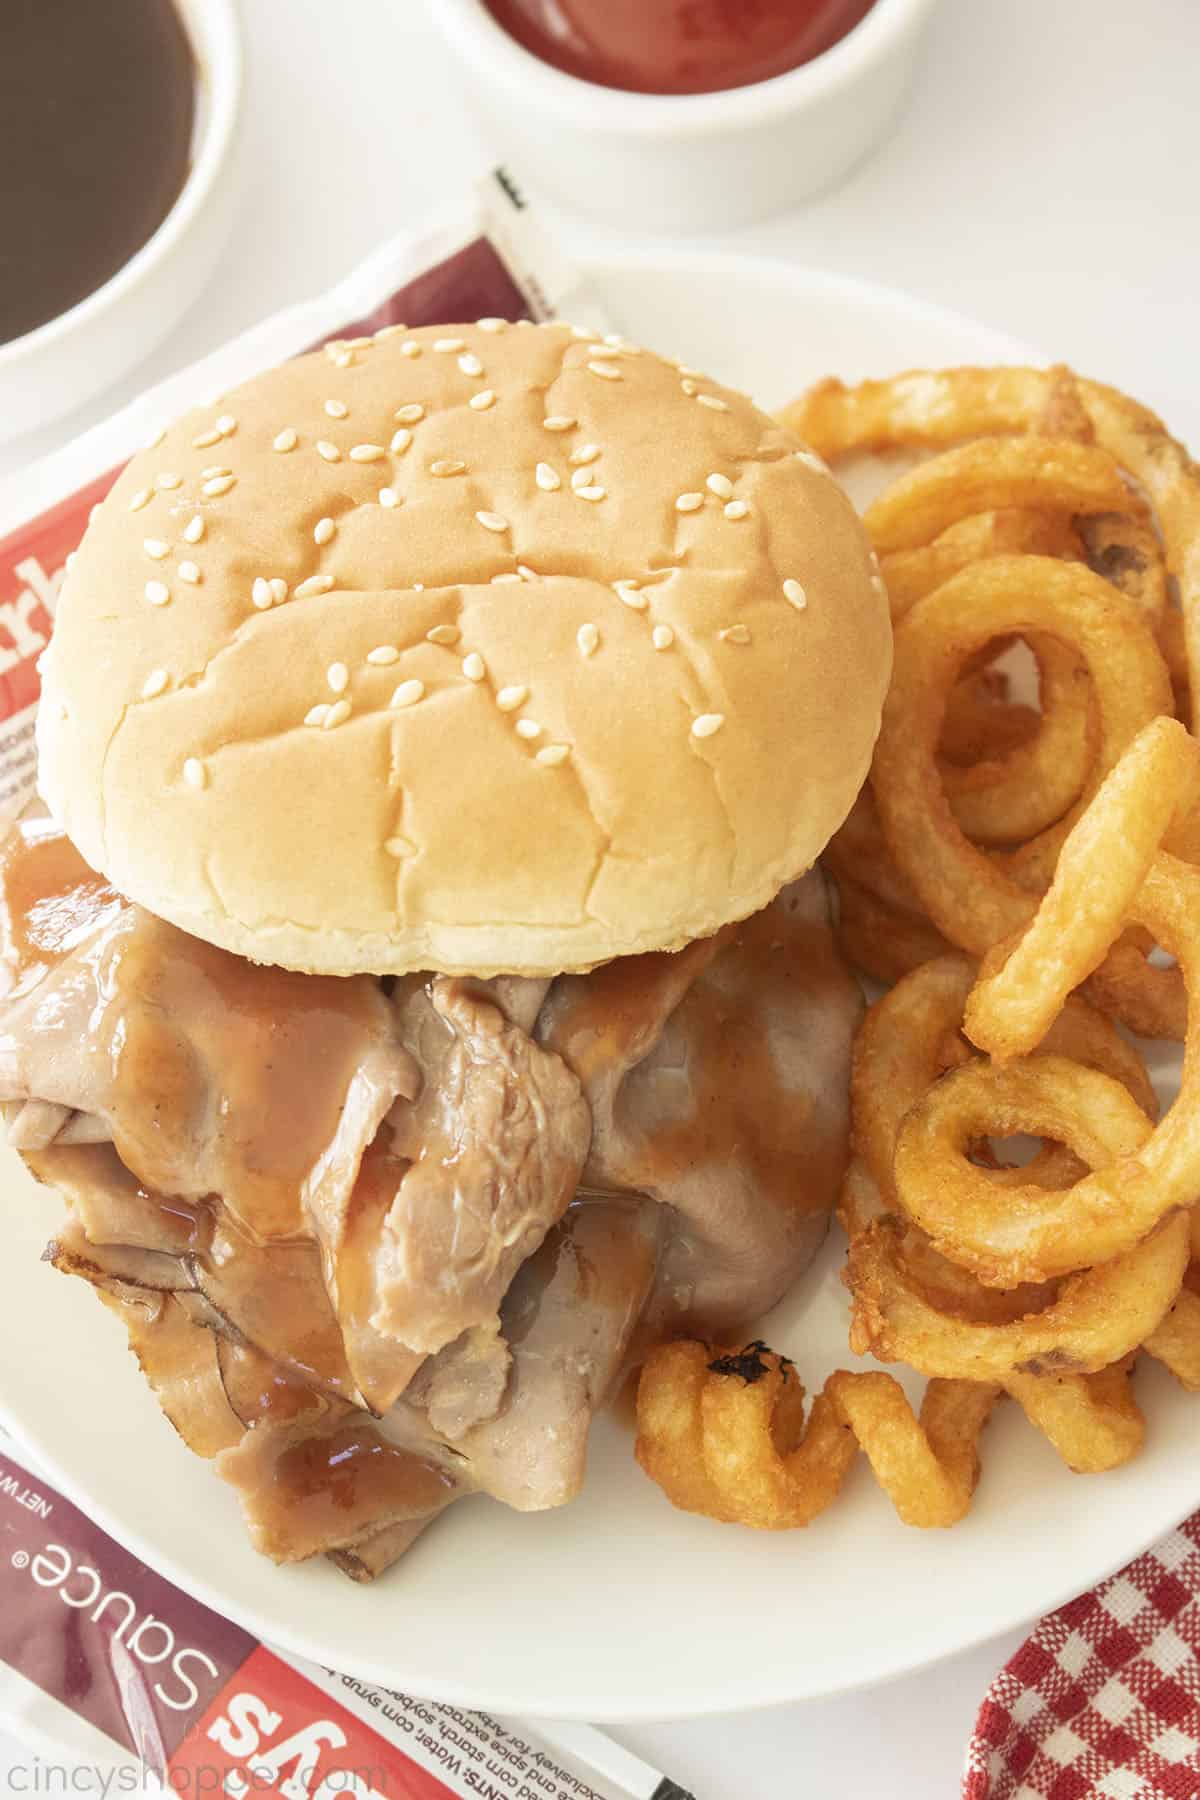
(0, 0), (196, 344)
(0, 815), (126, 997)
(627, 906), (824, 1203)
(272, 1422), (454, 1524)
(0, 820), (400, 1240)
(482, 0), (877, 94)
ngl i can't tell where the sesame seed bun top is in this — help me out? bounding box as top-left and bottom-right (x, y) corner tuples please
(36, 320), (890, 976)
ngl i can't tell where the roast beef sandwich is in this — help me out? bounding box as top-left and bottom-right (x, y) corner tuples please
(2, 320), (891, 1577)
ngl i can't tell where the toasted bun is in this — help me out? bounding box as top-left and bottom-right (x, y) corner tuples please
(37, 321), (890, 975)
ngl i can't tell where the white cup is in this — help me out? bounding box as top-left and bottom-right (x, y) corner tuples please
(422, 0), (941, 234)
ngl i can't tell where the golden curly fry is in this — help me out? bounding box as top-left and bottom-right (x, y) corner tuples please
(966, 717), (1198, 1060)
(863, 438), (1131, 557)
(871, 557), (1173, 958)
(636, 1341), (1146, 1534)
(847, 1211), (1190, 1380)
(1144, 1285), (1200, 1391)
(636, 1340), (995, 1531)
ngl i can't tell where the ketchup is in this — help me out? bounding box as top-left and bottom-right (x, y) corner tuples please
(482, 0), (878, 96)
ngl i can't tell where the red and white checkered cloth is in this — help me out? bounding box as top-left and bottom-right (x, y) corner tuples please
(964, 1512), (1200, 1798)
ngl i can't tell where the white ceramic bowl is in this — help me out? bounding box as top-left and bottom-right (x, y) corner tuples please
(423, 0), (940, 233)
(0, 0), (243, 447)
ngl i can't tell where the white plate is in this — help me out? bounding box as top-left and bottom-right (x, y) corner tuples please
(1, 251), (1193, 1723)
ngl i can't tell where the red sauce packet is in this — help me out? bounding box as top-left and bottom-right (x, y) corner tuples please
(0, 1436), (685, 1799)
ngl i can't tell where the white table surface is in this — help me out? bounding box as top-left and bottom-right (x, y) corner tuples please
(1, 0), (1198, 1794)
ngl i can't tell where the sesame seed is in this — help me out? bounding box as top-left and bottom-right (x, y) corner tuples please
(462, 653), (487, 683)
(431, 459), (467, 477)
(327, 662), (349, 694)
(394, 404), (425, 424)
(706, 473), (734, 499)
(496, 684), (528, 712)
(536, 744), (569, 767)
(570, 444), (601, 466)
(588, 361), (622, 381)
(390, 431), (413, 457)
(128, 488), (153, 512)
(720, 624), (752, 644)
(316, 441), (341, 463)
(515, 718), (541, 740)
(296, 574), (335, 598)
(350, 444), (386, 463)
(390, 679), (426, 709)
(783, 579), (808, 610)
(378, 488), (400, 508)
(324, 400), (348, 419)
(470, 389), (497, 411)
(145, 427), (165, 450)
(677, 365), (703, 377)
(576, 485), (607, 502)
(427, 624), (460, 646)
(183, 757), (208, 789)
(143, 538), (170, 560)
(477, 317), (507, 333)
(304, 704), (330, 727)
(652, 626), (675, 650)
(570, 466), (594, 491)
(475, 511), (508, 534)
(535, 463), (561, 492)
(178, 561), (201, 586)
(216, 414), (237, 437)
(156, 472), (182, 491)
(577, 623), (599, 657)
(698, 394), (730, 413)
(692, 713), (725, 739)
(435, 337), (465, 353)
(375, 323), (406, 341)
(314, 517), (336, 546)
(384, 835), (416, 856)
(491, 573), (521, 584)
(517, 564), (537, 581)
(796, 448), (829, 474)
(141, 669), (169, 699)
(333, 350), (354, 370)
(270, 577), (289, 605)
(681, 379), (698, 397)
(614, 580), (646, 610)
(251, 578), (273, 610)
(872, 572), (888, 600)
(401, 341), (421, 358)
(676, 492), (704, 513)
(724, 500), (750, 520)
(589, 347), (621, 361)
(200, 465), (232, 479)
(458, 353), (484, 378)
(543, 416), (576, 432)
(571, 325), (598, 341)
(145, 581), (170, 606)
(202, 474), (236, 496)
(323, 699), (351, 729)
(367, 644), (401, 666)
(183, 515), (205, 544)
(346, 336), (372, 350)
(274, 428), (298, 453)
(192, 428), (222, 449)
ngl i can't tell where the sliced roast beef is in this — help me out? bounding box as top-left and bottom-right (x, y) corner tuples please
(426, 1195), (660, 1510)
(540, 872), (860, 1337)
(362, 977), (590, 1356)
(0, 816), (419, 1244)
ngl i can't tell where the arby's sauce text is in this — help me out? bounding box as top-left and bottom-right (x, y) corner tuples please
(480, 0), (878, 95)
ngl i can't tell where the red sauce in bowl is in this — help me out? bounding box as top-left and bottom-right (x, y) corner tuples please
(480, 0), (879, 96)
